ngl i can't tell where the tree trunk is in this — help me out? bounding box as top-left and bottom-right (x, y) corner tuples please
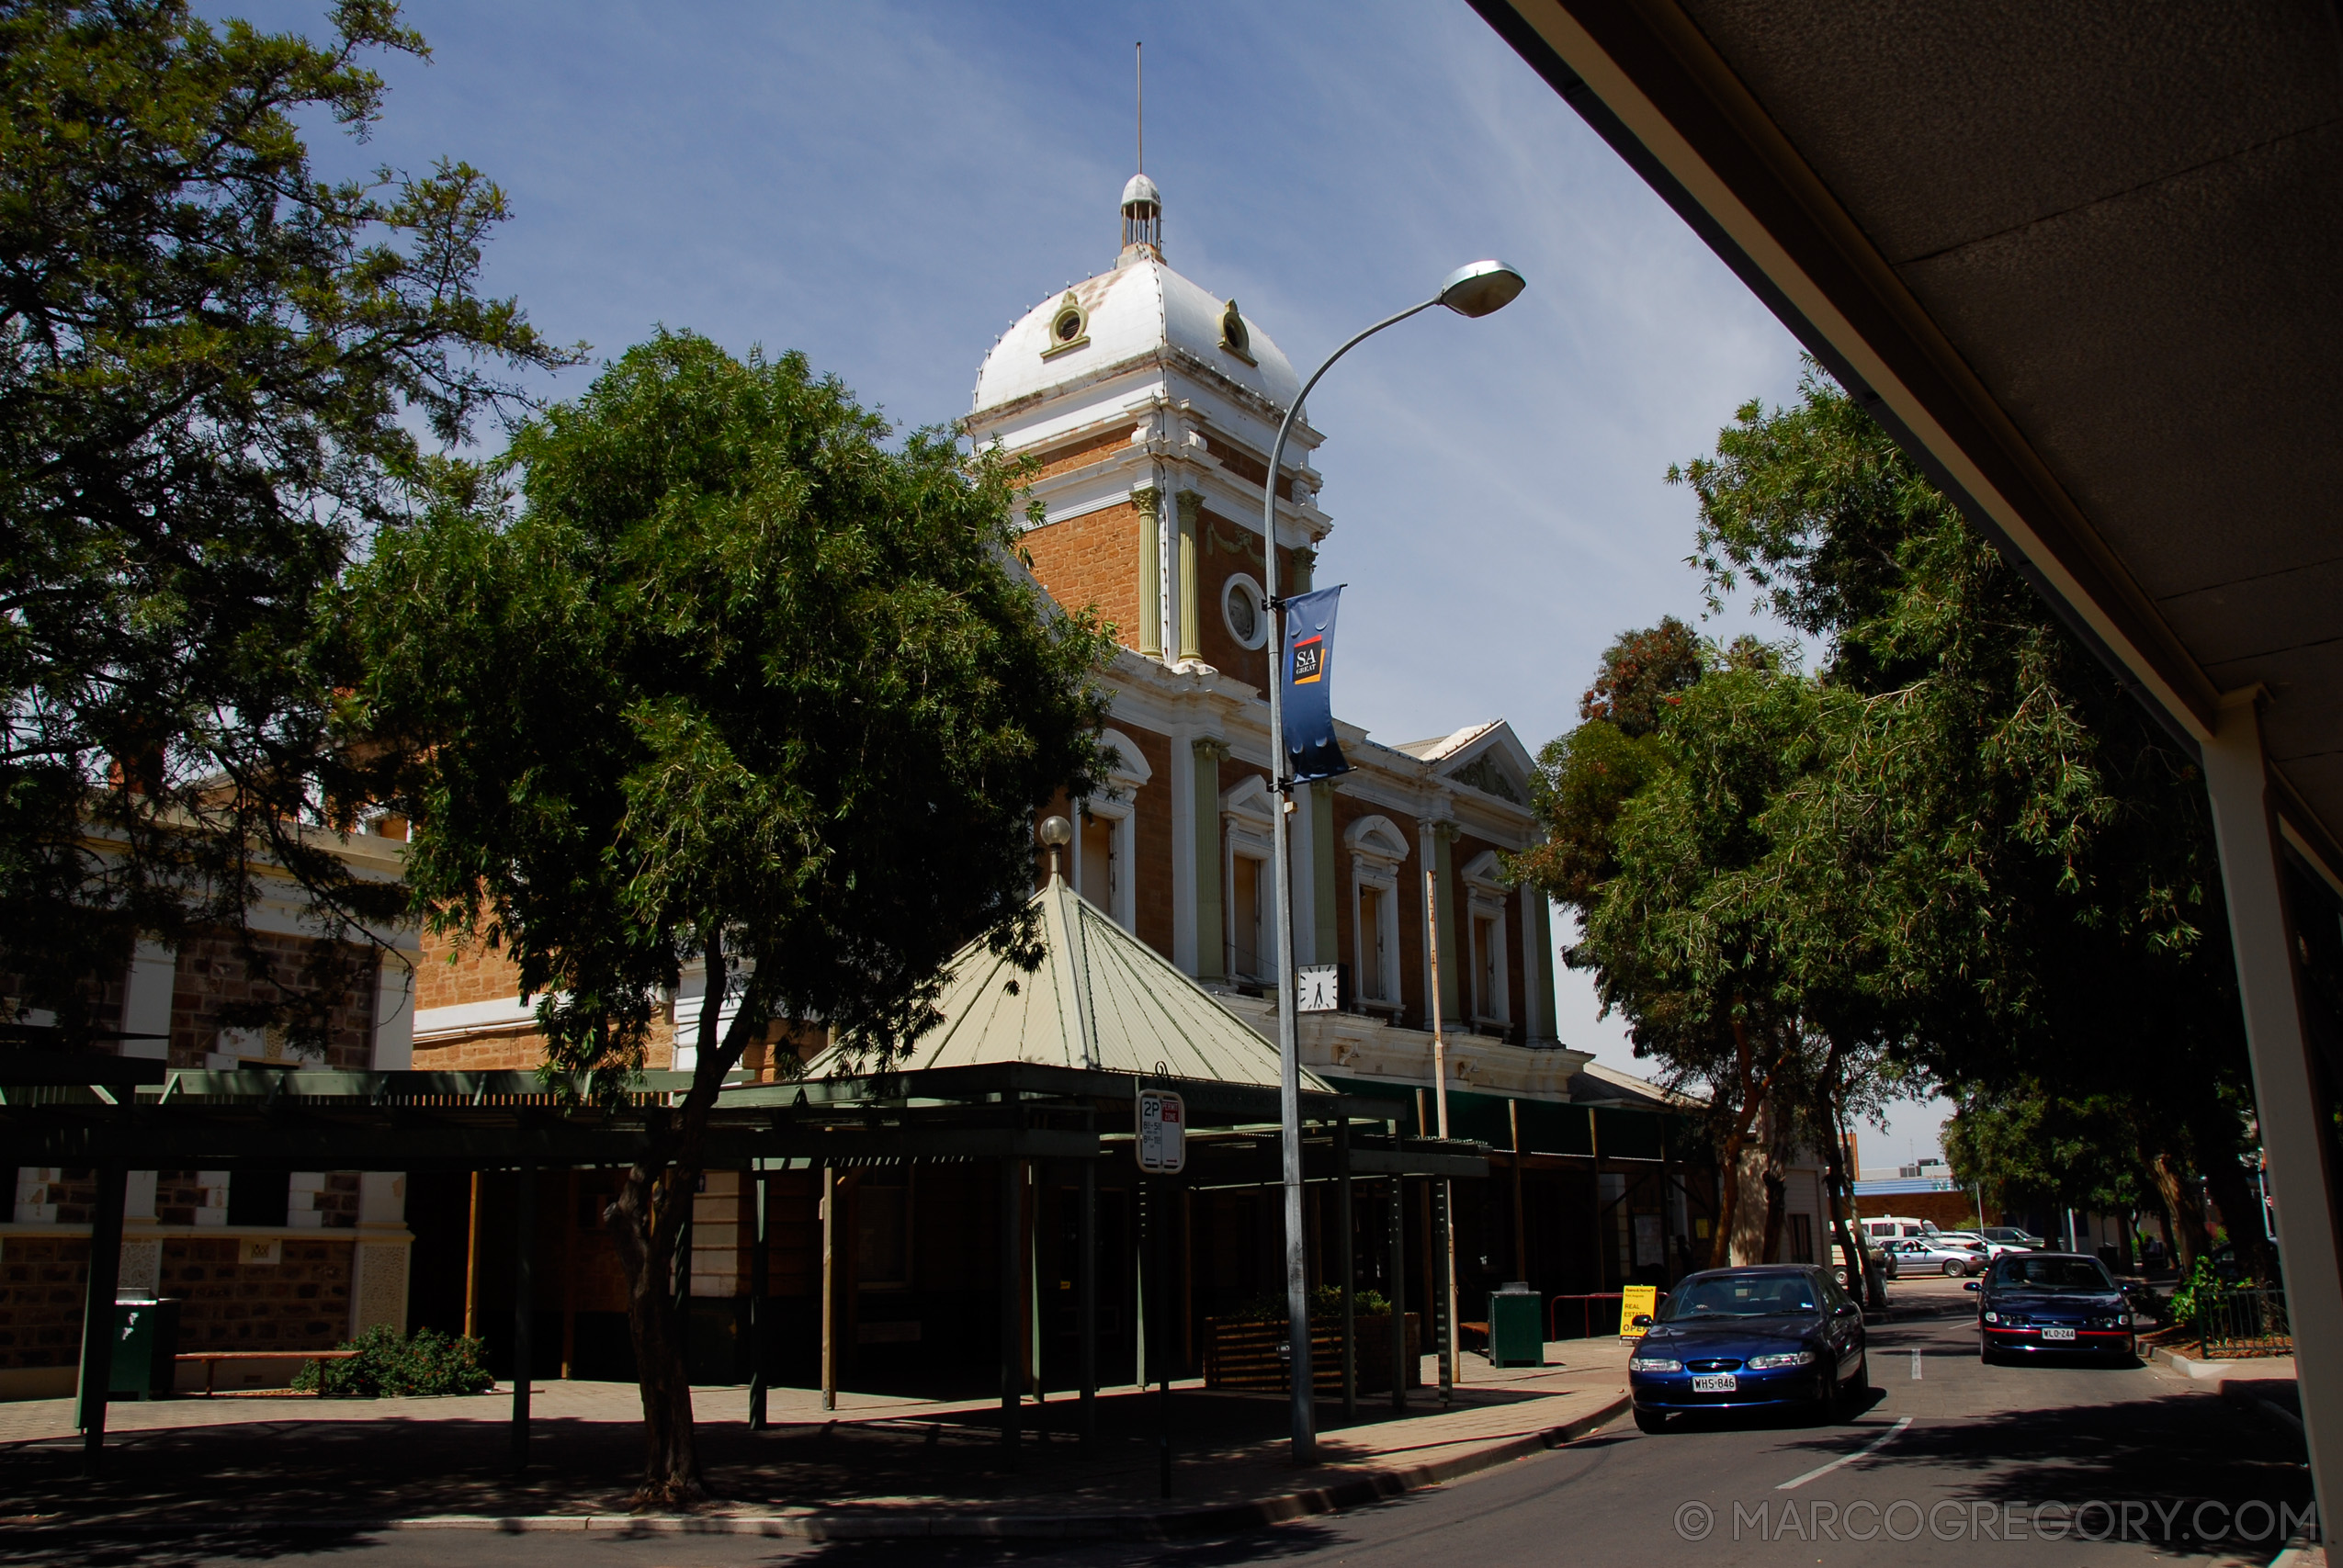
(1756, 1091), (1796, 1265)
(2202, 1153), (2275, 1283)
(1817, 1058), (1865, 1297)
(2146, 1151), (2208, 1270)
(1730, 1091), (1776, 1265)
(594, 926), (768, 1507)
(1709, 1015), (1780, 1269)
(614, 1163), (703, 1505)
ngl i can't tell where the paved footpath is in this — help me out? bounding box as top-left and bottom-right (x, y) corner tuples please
(0, 1338), (1631, 1539)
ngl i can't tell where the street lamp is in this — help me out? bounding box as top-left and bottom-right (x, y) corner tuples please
(1263, 259), (1526, 1463)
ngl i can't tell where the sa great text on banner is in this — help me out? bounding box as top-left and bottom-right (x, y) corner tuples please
(1280, 584), (1350, 784)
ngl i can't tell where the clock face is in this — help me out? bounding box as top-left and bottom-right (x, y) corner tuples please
(1296, 964), (1340, 1013)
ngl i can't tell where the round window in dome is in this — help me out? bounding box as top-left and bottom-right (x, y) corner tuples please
(1222, 572), (1267, 650)
(1220, 299), (1254, 364)
(1040, 290), (1089, 360)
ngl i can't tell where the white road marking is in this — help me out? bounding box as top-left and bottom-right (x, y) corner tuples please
(1911, 1348), (1923, 1381)
(1777, 1416), (1913, 1491)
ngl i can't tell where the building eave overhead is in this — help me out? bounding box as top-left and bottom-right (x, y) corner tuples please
(1470, 0), (2343, 884)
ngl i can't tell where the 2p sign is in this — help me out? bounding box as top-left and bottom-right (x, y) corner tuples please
(1137, 1089), (1186, 1174)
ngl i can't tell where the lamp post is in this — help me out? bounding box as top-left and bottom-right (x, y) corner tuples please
(1263, 260), (1526, 1463)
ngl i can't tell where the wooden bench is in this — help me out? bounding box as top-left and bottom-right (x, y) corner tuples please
(175, 1348), (357, 1396)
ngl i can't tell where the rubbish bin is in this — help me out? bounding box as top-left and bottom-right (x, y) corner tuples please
(1488, 1283), (1542, 1368)
(109, 1296), (182, 1399)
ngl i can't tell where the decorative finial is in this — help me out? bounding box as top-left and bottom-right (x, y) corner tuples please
(1119, 43), (1161, 264)
(1038, 814), (1073, 881)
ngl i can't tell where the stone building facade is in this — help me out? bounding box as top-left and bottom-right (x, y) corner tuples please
(1, 834), (418, 1399)
(968, 173), (1558, 1096)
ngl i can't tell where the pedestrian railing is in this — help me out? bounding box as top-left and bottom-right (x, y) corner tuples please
(1550, 1291), (1670, 1340)
(2199, 1286), (2292, 1359)
(1549, 1292), (1623, 1340)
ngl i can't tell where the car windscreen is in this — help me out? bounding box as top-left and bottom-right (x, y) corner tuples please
(1990, 1257), (2114, 1292)
(1662, 1275), (1818, 1319)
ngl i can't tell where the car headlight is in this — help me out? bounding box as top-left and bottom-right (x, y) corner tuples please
(1746, 1350), (1817, 1370)
(2092, 1314), (2126, 1329)
(1984, 1311), (1998, 1324)
(1628, 1357), (1681, 1372)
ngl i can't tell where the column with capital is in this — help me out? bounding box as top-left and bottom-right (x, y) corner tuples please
(1133, 481), (1163, 660)
(1192, 737), (1227, 984)
(1174, 491), (1204, 665)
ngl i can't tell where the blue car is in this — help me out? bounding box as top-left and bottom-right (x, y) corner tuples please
(1627, 1265), (1870, 1434)
(1968, 1251), (2137, 1362)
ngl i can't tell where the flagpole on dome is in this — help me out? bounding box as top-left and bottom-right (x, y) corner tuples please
(1261, 259), (1526, 1466)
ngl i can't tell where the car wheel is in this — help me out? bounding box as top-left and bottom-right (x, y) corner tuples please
(1979, 1337), (1998, 1366)
(1634, 1407), (1669, 1435)
(1811, 1367), (1840, 1425)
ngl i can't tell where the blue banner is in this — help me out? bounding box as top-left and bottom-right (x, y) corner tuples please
(1280, 585), (1350, 784)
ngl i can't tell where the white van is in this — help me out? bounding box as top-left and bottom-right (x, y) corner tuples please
(1858, 1215), (1937, 1243)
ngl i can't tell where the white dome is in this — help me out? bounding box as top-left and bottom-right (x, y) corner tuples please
(1120, 173), (1160, 209)
(970, 257), (1300, 417)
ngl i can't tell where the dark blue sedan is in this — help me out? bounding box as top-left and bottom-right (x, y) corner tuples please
(1627, 1265), (1870, 1433)
(1969, 1251), (2137, 1362)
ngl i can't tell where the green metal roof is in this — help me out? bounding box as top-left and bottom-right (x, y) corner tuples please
(805, 874), (1333, 1094)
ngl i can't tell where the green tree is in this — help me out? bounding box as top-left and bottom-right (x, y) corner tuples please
(1577, 615), (1703, 736)
(1521, 630), (1862, 1267)
(1942, 1086), (2150, 1241)
(1525, 364), (2260, 1283)
(0, 0), (574, 1031)
(352, 332), (1113, 1504)
(1680, 362), (2261, 1271)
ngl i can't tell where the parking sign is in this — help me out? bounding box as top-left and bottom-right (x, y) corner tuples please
(1137, 1089), (1186, 1174)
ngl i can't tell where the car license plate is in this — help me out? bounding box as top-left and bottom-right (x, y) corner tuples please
(1691, 1373), (1737, 1393)
(2041, 1326), (2077, 1341)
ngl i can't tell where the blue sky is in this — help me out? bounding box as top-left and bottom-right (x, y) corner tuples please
(218, 0), (1946, 1158)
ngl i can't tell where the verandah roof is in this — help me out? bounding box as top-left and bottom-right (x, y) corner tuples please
(799, 873), (1335, 1094)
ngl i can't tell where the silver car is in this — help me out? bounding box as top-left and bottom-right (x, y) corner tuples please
(1882, 1236), (1991, 1278)
(1939, 1229), (2035, 1259)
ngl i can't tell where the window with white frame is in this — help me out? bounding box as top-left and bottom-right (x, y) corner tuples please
(1460, 850), (1511, 1027)
(1076, 727), (1151, 932)
(1344, 815), (1409, 1009)
(1079, 811), (1118, 907)
(1220, 773), (1276, 984)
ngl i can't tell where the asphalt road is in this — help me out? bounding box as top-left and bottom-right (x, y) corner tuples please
(26, 1280), (2314, 1568)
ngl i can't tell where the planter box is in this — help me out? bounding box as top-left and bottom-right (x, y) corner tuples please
(1203, 1312), (1421, 1393)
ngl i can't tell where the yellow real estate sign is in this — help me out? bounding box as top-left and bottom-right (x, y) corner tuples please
(1618, 1283), (1658, 1338)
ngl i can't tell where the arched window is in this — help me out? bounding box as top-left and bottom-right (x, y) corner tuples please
(1460, 849), (1511, 1028)
(1220, 773), (1277, 983)
(1345, 816), (1410, 1008)
(1076, 727), (1151, 932)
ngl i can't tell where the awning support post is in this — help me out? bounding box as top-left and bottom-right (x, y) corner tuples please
(1149, 1177), (1172, 1497)
(2203, 689), (2343, 1523)
(512, 1161), (534, 1474)
(75, 1162), (127, 1476)
(1338, 1118), (1355, 1424)
(1388, 1173), (1407, 1412)
(1000, 1153), (1021, 1461)
(1080, 1152), (1097, 1449)
(1434, 1177), (1454, 1405)
(749, 1160), (769, 1431)
(821, 1163), (837, 1413)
